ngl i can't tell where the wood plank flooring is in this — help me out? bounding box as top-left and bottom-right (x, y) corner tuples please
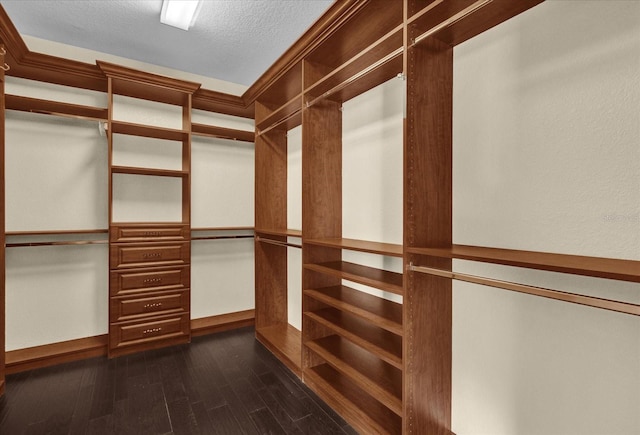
(0, 326), (356, 435)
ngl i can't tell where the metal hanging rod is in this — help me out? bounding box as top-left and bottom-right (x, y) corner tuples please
(408, 263), (640, 317)
(255, 236), (302, 249)
(2, 63), (9, 72)
(0, 47), (6, 55)
(6, 240), (108, 248)
(412, 0), (494, 47)
(191, 235), (255, 241)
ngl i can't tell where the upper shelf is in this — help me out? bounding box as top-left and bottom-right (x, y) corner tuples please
(5, 94), (108, 121)
(408, 0), (544, 47)
(191, 123), (254, 143)
(407, 244), (640, 283)
(110, 120), (188, 141)
(305, 238), (402, 257)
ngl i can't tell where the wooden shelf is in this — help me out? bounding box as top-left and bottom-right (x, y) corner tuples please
(5, 94), (108, 121)
(304, 285), (402, 336)
(305, 237), (403, 257)
(111, 165), (188, 178)
(110, 120), (188, 141)
(306, 335), (402, 416)
(408, 0), (544, 47)
(304, 27), (403, 107)
(305, 261), (403, 295)
(191, 123), (254, 143)
(256, 98), (301, 134)
(256, 323), (302, 376)
(304, 364), (402, 435)
(256, 228), (302, 238)
(407, 244), (640, 283)
(304, 308), (402, 369)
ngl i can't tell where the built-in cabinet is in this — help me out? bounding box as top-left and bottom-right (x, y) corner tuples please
(253, 0), (640, 434)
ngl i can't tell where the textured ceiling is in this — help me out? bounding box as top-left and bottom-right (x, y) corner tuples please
(0, 0), (334, 86)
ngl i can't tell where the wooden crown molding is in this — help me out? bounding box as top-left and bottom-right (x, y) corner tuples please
(97, 60), (201, 95)
(193, 88), (254, 119)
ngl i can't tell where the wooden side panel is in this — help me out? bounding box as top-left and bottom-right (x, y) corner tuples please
(254, 240), (288, 329)
(404, 38), (453, 434)
(254, 130), (287, 231)
(0, 42), (6, 396)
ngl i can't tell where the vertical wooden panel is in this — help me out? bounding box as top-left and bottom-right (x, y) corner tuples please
(254, 130), (287, 231)
(404, 37), (453, 434)
(255, 241), (288, 328)
(0, 43), (6, 395)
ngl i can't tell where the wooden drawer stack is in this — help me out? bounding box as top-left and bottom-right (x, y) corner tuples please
(108, 224), (191, 357)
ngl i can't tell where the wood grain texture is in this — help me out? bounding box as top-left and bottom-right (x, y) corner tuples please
(4, 94), (108, 120)
(304, 285), (403, 335)
(305, 261), (404, 295)
(305, 237), (403, 257)
(191, 123), (254, 143)
(256, 323), (302, 377)
(190, 309), (255, 337)
(0, 44), (6, 394)
(404, 37), (453, 434)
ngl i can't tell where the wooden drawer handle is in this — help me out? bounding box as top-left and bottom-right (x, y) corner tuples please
(142, 278), (163, 284)
(142, 327), (162, 334)
(142, 252), (162, 259)
(143, 302), (163, 309)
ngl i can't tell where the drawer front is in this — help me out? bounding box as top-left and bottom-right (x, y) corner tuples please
(110, 314), (190, 349)
(110, 291), (189, 323)
(110, 266), (189, 296)
(110, 242), (190, 269)
(110, 225), (189, 243)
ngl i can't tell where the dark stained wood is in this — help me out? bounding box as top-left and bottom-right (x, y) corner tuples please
(305, 261), (404, 295)
(404, 36), (454, 434)
(304, 364), (402, 435)
(191, 122), (254, 142)
(304, 309), (402, 370)
(305, 237), (403, 257)
(409, 244), (640, 284)
(5, 94), (108, 120)
(0, 327), (354, 434)
(304, 285), (403, 335)
(306, 335), (403, 416)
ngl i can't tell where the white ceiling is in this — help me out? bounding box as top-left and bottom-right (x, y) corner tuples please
(0, 0), (334, 87)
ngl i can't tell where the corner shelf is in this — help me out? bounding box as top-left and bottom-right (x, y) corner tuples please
(191, 123), (254, 143)
(304, 261), (403, 295)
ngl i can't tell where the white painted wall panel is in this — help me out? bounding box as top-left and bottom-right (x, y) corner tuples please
(452, 1), (640, 433)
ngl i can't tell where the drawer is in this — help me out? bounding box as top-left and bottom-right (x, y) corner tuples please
(110, 242), (190, 269)
(110, 314), (190, 350)
(110, 266), (190, 296)
(111, 224), (189, 243)
(110, 290), (189, 323)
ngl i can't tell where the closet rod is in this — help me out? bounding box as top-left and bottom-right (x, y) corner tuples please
(256, 236), (302, 249)
(305, 47), (403, 109)
(408, 263), (640, 317)
(191, 235), (255, 241)
(6, 240), (108, 248)
(257, 108), (301, 137)
(411, 0), (493, 46)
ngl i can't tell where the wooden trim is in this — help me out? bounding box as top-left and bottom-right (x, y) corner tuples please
(97, 60), (201, 95)
(6, 229), (108, 236)
(5, 335), (108, 375)
(4, 311), (256, 373)
(243, 0), (368, 104)
(192, 88), (254, 119)
(191, 309), (255, 337)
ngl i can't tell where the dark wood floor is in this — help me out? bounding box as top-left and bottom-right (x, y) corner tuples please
(0, 326), (356, 435)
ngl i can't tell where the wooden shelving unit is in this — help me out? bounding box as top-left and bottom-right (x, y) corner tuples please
(305, 261), (403, 295)
(100, 61), (199, 358)
(0, 42), (6, 396)
(4, 94), (107, 121)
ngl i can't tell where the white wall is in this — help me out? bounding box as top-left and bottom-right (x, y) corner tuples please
(4, 47), (255, 347)
(452, 1), (640, 433)
(341, 77), (404, 304)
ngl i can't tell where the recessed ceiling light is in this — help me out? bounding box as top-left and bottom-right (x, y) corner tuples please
(160, 0), (202, 31)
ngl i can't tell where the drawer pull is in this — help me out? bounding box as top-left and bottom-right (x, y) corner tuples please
(143, 231), (161, 236)
(142, 252), (162, 259)
(143, 302), (163, 309)
(142, 277), (163, 284)
(143, 327), (162, 334)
